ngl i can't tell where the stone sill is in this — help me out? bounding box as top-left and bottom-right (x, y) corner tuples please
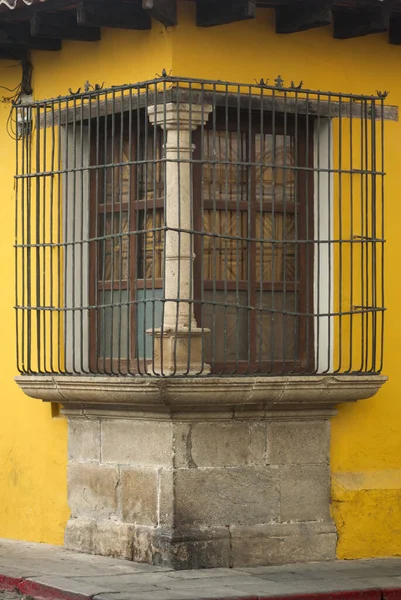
(15, 374), (387, 417)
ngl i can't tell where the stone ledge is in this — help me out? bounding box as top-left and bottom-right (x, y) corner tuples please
(15, 374), (387, 417)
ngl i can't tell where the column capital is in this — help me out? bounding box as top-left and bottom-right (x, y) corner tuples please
(148, 102), (212, 131)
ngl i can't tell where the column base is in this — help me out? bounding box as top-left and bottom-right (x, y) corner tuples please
(65, 519), (337, 569)
(150, 328), (210, 376)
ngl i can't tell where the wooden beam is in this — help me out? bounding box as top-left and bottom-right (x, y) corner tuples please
(333, 4), (389, 38)
(0, 0), (68, 22)
(142, 0), (177, 26)
(275, 1), (332, 34)
(196, 0), (255, 27)
(389, 11), (401, 44)
(31, 12), (101, 41)
(0, 23), (61, 50)
(77, 0), (152, 30)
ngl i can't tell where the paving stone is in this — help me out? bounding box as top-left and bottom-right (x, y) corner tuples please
(165, 568), (246, 580)
(70, 573), (178, 591)
(160, 576), (262, 590)
(0, 593), (23, 600)
(2, 538), (401, 600)
(25, 575), (116, 596)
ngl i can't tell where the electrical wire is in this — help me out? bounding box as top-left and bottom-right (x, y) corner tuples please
(3, 55), (33, 140)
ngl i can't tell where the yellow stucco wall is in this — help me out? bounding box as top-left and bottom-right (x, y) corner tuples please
(1, 2), (401, 556)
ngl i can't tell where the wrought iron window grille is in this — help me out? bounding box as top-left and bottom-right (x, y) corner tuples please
(14, 75), (386, 377)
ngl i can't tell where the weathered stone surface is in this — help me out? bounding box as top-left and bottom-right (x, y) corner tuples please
(133, 526), (231, 570)
(280, 525), (337, 563)
(230, 528), (282, 567)
(249, 422), (268, 465)
(101, 420), (173, 467)
(68, 463), (119, 519)
(175, 466), (280, 526)
(68, 418), (100, 463)
(280, 464), (331, 522)
(189, 422), (266, 468)
(172, 423), (191, 469)
(17, 374), (387, 414)
(159, 470), (174, 527)
(230, 522), (337, 566)
(92, 521), (134, 560)
(64, 518), (95, 553)
(120, 469), (158, 526)
(268, 420), (330, 465)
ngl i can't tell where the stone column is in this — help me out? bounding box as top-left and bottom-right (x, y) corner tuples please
(147, 102), (212, 376)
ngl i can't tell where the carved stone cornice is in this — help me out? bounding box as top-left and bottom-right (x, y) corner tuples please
(15, 374), (387, 419)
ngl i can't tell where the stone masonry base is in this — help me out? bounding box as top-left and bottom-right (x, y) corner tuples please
(65, 415), (337, 569)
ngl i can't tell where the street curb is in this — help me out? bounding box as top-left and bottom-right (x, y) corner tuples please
(0, 575), (90, 600)
(0, 575), (400, 600)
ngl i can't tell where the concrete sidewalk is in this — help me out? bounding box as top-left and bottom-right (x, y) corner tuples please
(1, 539), (401, 600)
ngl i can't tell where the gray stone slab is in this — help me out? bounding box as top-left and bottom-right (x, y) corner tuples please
(248, 578), (383, 594)
(159, 576), (261, 590)
(25, 575), (116, 596)
(165, 569), (246, 580)
(70, 573), (178, 591)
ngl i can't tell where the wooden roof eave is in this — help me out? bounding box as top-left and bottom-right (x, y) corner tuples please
(0, 0), (399, 60)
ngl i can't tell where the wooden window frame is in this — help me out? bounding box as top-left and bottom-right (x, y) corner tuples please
(88, 107), (315, 375)
(193, 109), (315, 374)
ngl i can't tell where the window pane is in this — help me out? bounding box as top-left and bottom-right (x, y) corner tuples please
(137, 209), (164, 279)
(255, 213), (297, 283)
(99, 212), (129, 282)
(99, 290), (129, 360)
(136, 289), (164, 360)
(255, 134), (296, 203)
(138, 132), (164, 202)
(203, 210), (248, 281)
(203, 130), (248, 202)
(102, 137), (132, 206)
(255, 292), (299, 362)
(202, 290), (248, 363)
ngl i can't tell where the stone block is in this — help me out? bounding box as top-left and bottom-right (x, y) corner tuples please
(159, 470), (174, 527)
(92, 521), (135, 560)
(230, 526), (282, 567)
(280, 464), (331, 522)
(230, 522), (336, 566)
(120, 469), (158, 526)
(172, 423), (191, 469)
(175, 466), (280, 527)
(268, 420), (330, 466)
(68, 463), (119, 519)
(134, 526), (231, 570)
(279, 524), (337, 563)
(249, 422), (268, 465)
(64, 518), (95, 553)
(101, 420), (173, 467)
(68, 418), (100, 463)
(188, 422), (266, 468)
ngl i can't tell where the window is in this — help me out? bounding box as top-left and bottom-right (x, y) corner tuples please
(15, 77), (385, 377)
(193, 115), (314, 374)
(90, 119), (165, 372)
(87, 109), (313, 375)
